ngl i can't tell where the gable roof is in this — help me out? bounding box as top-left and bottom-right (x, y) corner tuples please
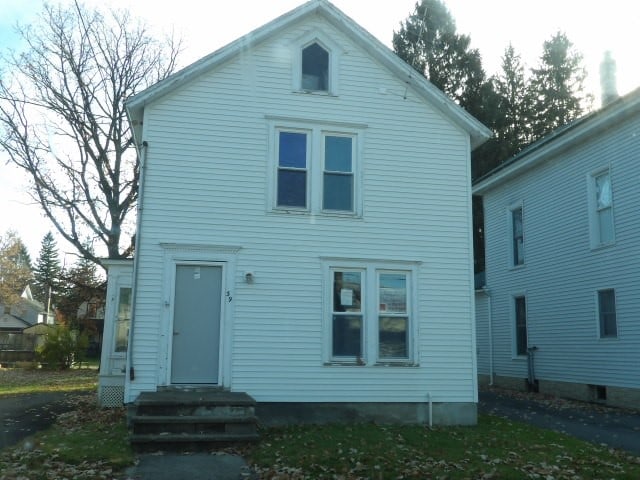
(473, 86), (640, 195)
(126, 0), (490, 149)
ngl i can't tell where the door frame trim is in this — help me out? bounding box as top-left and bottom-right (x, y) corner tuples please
(160, 244), (240, 389)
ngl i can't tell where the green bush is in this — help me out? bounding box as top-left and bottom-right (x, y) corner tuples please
(37, 325), (89, 370)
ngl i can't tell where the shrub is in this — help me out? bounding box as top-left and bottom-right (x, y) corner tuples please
(37, 325), (89, 370)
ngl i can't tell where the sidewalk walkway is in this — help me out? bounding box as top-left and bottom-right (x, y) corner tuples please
(479, 388), (640, 455)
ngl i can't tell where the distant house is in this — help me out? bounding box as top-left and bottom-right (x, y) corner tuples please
(99, 0), (490, 424)
(0, 286), (48, 363)
(474, 86), (640, 409)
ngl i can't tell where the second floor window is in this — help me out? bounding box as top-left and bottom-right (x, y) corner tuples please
(510, 205), (524, 266)
(272, 123), (361, 215)
(595, 171), (614, 245)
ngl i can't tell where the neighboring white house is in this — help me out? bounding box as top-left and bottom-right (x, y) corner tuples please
(474, 86), (640, 409)
(99, 0), (490, 424)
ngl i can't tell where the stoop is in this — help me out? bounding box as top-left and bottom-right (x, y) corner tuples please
(129, 389), (259, 451)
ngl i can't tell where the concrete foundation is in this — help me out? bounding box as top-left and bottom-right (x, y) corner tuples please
(482, 375), (640, 410)
(256, 402), (477, 426)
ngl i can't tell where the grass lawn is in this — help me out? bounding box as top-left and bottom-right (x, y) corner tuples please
(0, 366), (98, 395)
(249, 418), (640, 479)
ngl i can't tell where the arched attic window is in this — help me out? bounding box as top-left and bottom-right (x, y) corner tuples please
(301, 42), (329, 91)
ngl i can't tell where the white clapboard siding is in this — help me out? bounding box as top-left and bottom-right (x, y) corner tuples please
(126, 14), (479, 404)
(480, 110), (640, 389)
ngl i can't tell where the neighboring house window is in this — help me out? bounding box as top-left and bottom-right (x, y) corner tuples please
(378, 272), (409, 359)
(276, 130), (309, 208)
(514, 295), (527, 356)
(114, 287), (131, 352)
(326, 262), (415, 364)
(331, 270), (363, 357)
(323, 134), (354, 211)
(271, 121), (362, 215)
(509, 204), (524, 266)
(301, 42), (329, 91)
(597, 289), (617, 338)
(588, 168), (615, 248)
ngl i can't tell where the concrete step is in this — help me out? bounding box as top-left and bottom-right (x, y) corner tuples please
(131, 415), (258, 424)
(129, 390), (259, 451)
(131, 433), (259, 443)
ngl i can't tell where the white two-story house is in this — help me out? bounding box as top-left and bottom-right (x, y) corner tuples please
(99, 0), (490, 424)
(474, 86), (640, 409)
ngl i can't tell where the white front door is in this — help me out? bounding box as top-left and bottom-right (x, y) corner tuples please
(171, 264), (222, 384)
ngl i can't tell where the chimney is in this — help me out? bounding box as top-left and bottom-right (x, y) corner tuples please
(600, 51), (619, 107)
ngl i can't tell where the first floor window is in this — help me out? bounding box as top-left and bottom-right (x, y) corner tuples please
(115, 287), (132, 352)
(514, 296), (527, 356)
(598, 289), (617, 338)
(331, 270), (363, 356)
(328, 264), (413, 363)
(378, 272), (408, 358)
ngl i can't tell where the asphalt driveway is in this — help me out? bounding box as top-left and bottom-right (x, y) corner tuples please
(479, 388), (640, 455)
(0, 392), (78, 450)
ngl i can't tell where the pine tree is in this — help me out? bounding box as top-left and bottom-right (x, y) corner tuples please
(32, 232), (62, 308)
(392, 0), (490, 121)
(530, 32), (592, 139)
(494, 45), (534, 156)
(0, 231), (33, 306)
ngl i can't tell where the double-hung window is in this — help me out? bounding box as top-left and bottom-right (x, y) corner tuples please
(331, 270), (363, 357)
(508, 203), (524, 267)
(114, 287), (132, 353)
(323, 134), (354, 212)
(326, 262), (415, 364)
(377, 272), (409, 359)
(271, 122), (361, 215)
(597, 289), (617, 338)
(588, 168), (615, 248)
(276, 130), (309, 209)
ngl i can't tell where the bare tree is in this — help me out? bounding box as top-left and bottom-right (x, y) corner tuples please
(0, 2), (180, 266)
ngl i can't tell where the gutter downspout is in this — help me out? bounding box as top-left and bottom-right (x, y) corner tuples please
(125, 140), (149, 384)
(482, 287), (494, 386)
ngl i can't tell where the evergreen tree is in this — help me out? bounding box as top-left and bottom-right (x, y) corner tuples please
(0, 231), (33, 306)
(32, 232), (62, 308)
(530, 32), (592, 139)
(392, 0), (490, 121)
(494, 45), (534, 157)
(57, 251), (104, 331)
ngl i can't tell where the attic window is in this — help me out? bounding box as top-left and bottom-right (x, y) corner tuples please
(302, 42), (329, 91)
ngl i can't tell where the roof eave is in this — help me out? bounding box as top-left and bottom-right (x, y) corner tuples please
(473, 87), (640, 195)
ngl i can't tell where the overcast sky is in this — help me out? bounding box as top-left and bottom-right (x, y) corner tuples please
(2, 0), (639, 258)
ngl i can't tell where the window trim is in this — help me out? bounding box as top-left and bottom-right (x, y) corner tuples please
(268, 119), (363, 216)
(321, 259), (418, 366)
(507, 201), (525, 269)
(596, 288), (618, 339)
(291, 31), (340, 96)
(587, 166), (615, 250)
(511, 293), (528, 359)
